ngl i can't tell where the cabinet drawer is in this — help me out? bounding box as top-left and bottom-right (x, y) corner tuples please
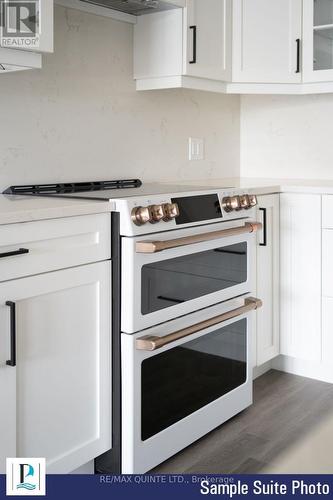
(0, 214), (111, 282)
(323, 229), (333, 297)
(322, 196), (333, 228)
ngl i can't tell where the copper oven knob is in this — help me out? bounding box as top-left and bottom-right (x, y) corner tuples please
(131, 206), (152, 226)
(248, 194), (258, 208)
(230, 196), (241, 211)
(222, 196), (232, 212)
(239, 195), (250, 210)
(163, 203), (180, 221)
(222, 196), (241, 212)
(149, 204), (165, 223)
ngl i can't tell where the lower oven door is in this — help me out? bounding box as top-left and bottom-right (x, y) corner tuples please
(122, 220), (260, 333)
(121, 296), (261, 474)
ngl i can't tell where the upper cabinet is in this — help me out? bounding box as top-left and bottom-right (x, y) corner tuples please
(232, 0), (302, 83)
(134, 0), (231, 89)
(184, 0), (231, 81)
(0, 47), (41, 73)
(303, 0), (333, 82)
(134, 0), (333, 94)
(134, 0), (231, 90)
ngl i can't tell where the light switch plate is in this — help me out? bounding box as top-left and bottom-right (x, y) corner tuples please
(189, 137), (205, 161)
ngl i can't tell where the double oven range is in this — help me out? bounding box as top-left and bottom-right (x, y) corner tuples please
(5, 180), (262, 474)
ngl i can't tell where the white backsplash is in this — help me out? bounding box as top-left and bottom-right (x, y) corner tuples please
(0, 6), (240, 192)
(241, 94), (333, 180)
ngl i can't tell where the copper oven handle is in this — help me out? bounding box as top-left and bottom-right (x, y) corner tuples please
(136, 222), (262, 254)
(136, 297), (263, 351)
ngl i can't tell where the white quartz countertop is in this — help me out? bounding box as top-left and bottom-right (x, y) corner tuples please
(2, 177), (333, 225)
(173, 177), (333, 195)
(0, 195), (114, 225)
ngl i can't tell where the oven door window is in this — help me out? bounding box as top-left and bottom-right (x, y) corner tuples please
(141, 243), (247, 315)
(141, 319), (247, 441)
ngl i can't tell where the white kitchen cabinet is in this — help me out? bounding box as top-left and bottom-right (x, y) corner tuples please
(184, 0), (231, 81)
(0, 213), (111, 283)
(0, 335), (16, 473)
(0, 262), (111, 474)
(322, 297), (333, 364)
(280, 193), (322, 362)
(232, 0), (302, 83)
(303, 0), (333, 82)
(256, 194), (280, 366)
(134, 0), (231, 88)
(0, 47), (41, 73)
(134, 0), (304, 91)
(0, 0), (53, 54)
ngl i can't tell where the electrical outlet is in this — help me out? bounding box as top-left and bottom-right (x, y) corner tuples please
(189, 137), (205, 161)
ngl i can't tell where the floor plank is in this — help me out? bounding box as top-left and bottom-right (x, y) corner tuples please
(151, 369), (333, 474)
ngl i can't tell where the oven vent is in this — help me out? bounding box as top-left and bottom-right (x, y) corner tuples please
(3, 179), (142, 195)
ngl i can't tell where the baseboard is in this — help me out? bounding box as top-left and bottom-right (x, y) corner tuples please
(253, 361), (272, 380)
(272, 355), (333, 384)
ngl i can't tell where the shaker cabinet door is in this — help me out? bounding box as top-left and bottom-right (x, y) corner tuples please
(303, 0), (333, 82)
(0, 301), (16, 474)
(184, 0), (232, 81)
(256, 194), (280, 366)
(232, 0), (302, 83)
(0, 262), (111, 473)
(280, 194), (322, 361)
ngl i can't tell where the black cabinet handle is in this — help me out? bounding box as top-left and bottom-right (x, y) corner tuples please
(0, 248), (29, 259)
(296, 38), (301, 73)
(259, 208), (267, 247)
(6, 301), (16, 367)
(189, 25), (197, 64)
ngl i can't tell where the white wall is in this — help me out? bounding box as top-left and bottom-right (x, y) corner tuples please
(241, 94), (333, 180)
(0, 6), (240, 192)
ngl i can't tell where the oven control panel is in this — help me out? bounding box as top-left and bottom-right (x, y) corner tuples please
(116, 189), (258, 236)
(130, 194), (257, 227)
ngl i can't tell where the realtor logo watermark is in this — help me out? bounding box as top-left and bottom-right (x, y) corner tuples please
(0, 0), (40, 48)
(6, 458), (46, 496)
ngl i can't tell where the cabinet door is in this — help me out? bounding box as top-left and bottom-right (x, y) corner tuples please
(0, 262), (111, 474)
(184, 0), (232, 81)
(232, 0), (302, 83)
(256, 194), (280, 366)
(280, 194), (321, 361)
(0, 301), (16, 473)
(0, 47), (41, 72)
(0, 0), (53, 53)
(303, 0), (333, 82)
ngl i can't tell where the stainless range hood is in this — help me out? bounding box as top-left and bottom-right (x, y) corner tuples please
(79, 0), (184, 16)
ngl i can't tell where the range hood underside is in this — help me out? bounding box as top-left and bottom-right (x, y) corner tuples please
(80, 0), (179, 15)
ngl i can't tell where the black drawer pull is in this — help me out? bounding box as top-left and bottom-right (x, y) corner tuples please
(6, 301), (16, 367)
(0, 248), (29, 259)
(189, 25), (197, 64)
(259, 208), (267, 247)
(296, 38), (301, 74)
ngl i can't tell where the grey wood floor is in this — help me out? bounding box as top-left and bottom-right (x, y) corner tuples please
(151, 369), (333, 474)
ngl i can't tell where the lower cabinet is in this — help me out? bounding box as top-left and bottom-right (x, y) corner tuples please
(0, 262), (111, 474)
(256, 194), (280, 366)
(280, 193), (322, 361)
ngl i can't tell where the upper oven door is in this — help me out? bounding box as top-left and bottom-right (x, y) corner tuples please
(121, 219), (260, 333)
